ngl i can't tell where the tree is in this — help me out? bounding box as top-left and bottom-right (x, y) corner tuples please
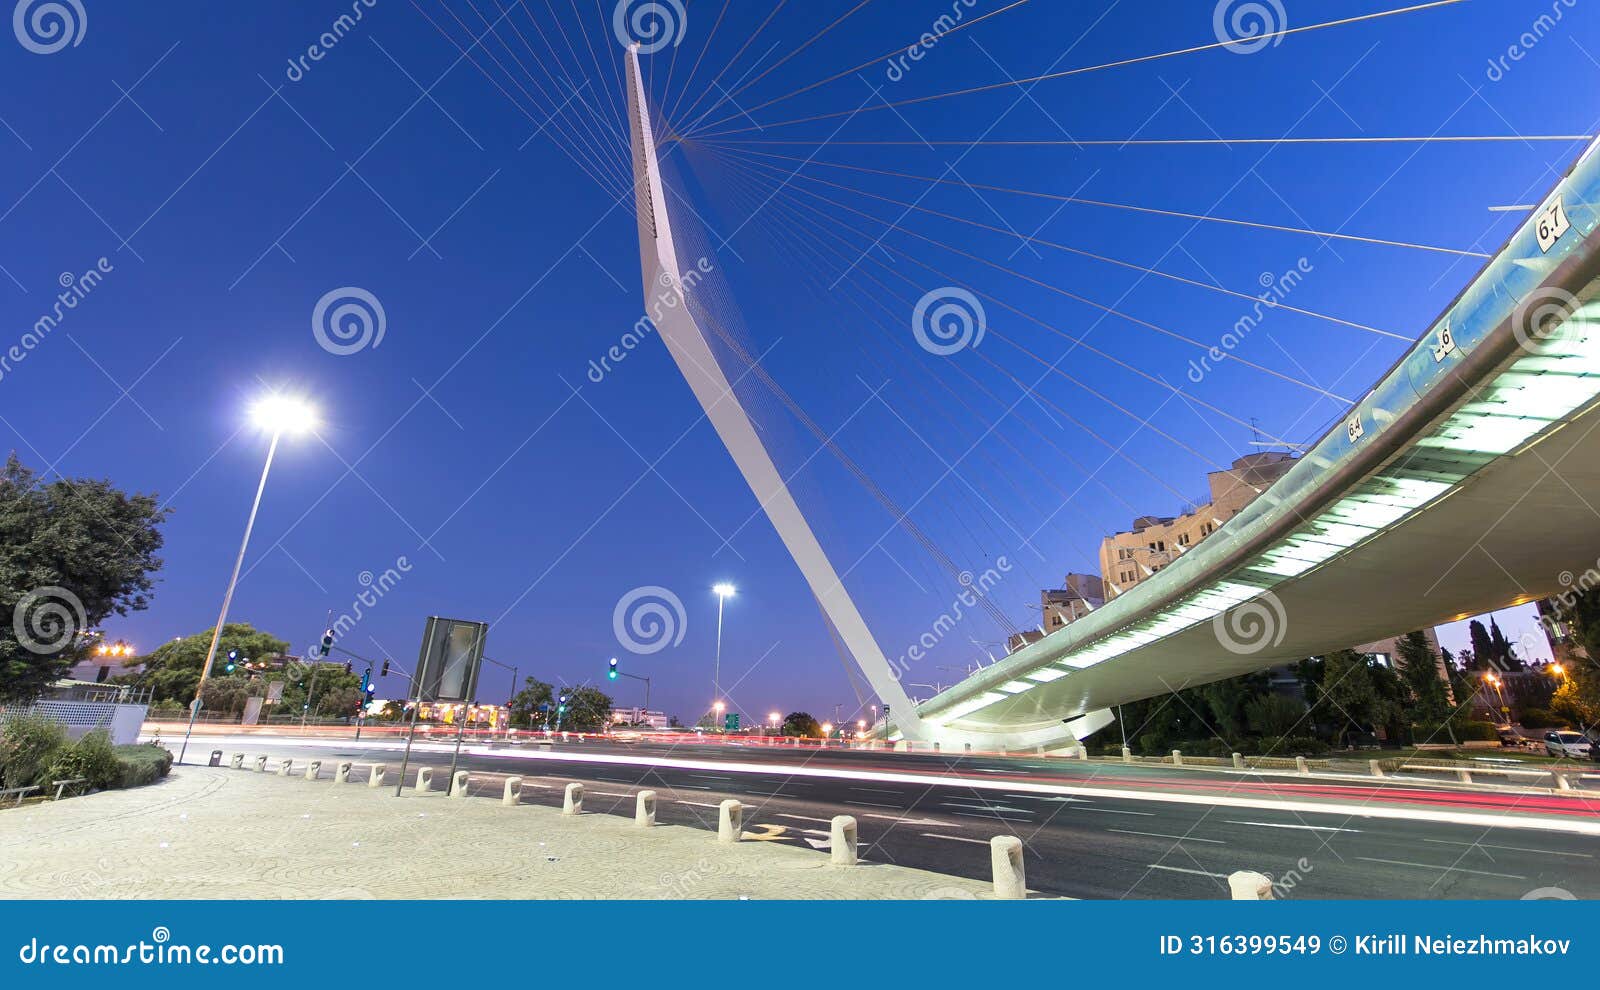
(0, 454), (169, 703)
(509, 676), (554, 728)
(1549, 589), (1600, 727)
(1313, 650), (1393, 747)
(276, 665), (362, 721)
(132, 623), (289, 703)
(1488, 617), (1524, 671)
(781, 712), (822, 738)
(1396, 631), (1456, 743)
(1244, 693), (1305, 737)
(561, 686), (613, 733)
(1467, 620), (1495, 671)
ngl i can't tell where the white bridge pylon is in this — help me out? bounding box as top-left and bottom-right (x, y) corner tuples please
(624, 46), (925, 738)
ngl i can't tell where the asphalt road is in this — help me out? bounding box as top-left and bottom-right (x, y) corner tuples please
(172, 735), (1600, 899)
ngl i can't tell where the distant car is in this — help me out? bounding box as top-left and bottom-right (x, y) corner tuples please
(1495, 725), (1521, 747)
(1543, 731), (1592, 758)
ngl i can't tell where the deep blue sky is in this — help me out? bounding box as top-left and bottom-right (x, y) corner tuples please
(2, 1), (1592, 721)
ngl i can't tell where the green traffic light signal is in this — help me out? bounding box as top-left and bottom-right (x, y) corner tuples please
(607, 657), (618, 681)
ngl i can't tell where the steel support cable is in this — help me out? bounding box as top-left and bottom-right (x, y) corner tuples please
(707, 150), (1043, 601)
(562, 0), (633, 141)
(704, 146), (1216, 504)
(754, 177), (1157, 529)
(715, 145), (1486, 262)
(711, 145), (1405, 339)
(675, 0), (791, 135)
(663, 0), (732, 126)
(719, 149), (1281, 475)
(664, 228), (1021, 636)
(724, 151), (1355, 417)
(425, 0), (627, 192)
(748, 179), (1071, 594)
(710, 134), (1600, 148)
(459, 0), (631, 186)
(760, 187), (1144, 580)
(416, 0), (623, 193)
(744, 167), (1215, 522)
(694, 0), (1470, 139)
(718, 0), (878, 104)
(482, 0), (634, 186)
(688, 0), (1034, 136)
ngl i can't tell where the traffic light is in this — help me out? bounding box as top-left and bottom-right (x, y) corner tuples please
(224, 649), (238, 674)
(343, 661), (352, 674)
(319, 629), (333, 657)
(558, 692), (569, 714)
(607, 657), (618, 681)
(360, 668), (371, 694)
(380, 658), (390, 677)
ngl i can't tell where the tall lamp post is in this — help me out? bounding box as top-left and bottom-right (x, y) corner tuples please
(177, 394), (317, 765)
(711, 582), (736, 716)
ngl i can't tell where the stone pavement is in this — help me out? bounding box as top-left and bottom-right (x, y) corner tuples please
(0, 764), (996, 900)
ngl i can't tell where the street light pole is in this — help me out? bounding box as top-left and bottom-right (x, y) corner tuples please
(177, 429), (281, 766)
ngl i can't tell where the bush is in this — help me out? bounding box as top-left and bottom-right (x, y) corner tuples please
(112, 744), (173, 788)
(1451, 719), (1502, 741)
(148, 699), (187, 719)
(0, 712), (68, 789)
(45, 730), (122, 791)
(1258, 735), (1330, 756)
(1518, 707), (1564, 729)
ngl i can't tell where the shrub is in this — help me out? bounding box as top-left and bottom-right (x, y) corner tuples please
(112, 744), (173, 788)
(148, 699), (187, 719)
(0, 712), (68, 789)
(1518, 707), (1563, 729)
(1451, 719), (1502, 741)
(1258, 735), (1330, 756)
(45, 730), (122, 791)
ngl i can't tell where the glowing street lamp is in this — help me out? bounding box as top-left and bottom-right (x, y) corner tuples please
(178, 392), (317, 765)
(711, 583), (736, 708)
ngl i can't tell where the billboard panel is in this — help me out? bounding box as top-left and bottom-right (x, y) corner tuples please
(412, 616), (488, 703)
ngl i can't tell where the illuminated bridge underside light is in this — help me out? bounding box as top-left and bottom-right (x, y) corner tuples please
(953, 303), (1600, 721)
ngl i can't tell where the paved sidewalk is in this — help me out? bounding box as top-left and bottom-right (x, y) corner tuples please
(0, 766), (995, 900)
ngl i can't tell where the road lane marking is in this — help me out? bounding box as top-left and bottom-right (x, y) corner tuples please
(1355, 856), (1526, 880)
(940, 802), (1030, 815)
(588, 791), (634, 798)
(777, 813), (835, 824)
(1422, 838), (1592, 858)
(1003, 794), (1087, 803)
(675, 800), (724, 809)
(1077, 807), (1156, 816)
(1147, 864), (1228, 879)
(1224, 820), (1361, 834)
(864, 813), (961, 827)
(850, 787), (901, 795)
(920, 833), (991, 845)
(1108, 828), (1224, 844)
(846, 800), (904, 810)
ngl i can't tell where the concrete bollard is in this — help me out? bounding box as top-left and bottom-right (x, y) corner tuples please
(1171, 750), (1183, 767)
(1228, 871), (1275, 900)
(1232, 752), (1244, 770)
(1554, 770), (1572, 792)
(963, 742), (972, 754)
(277, 759), (293, 776)
(367, 764), (387, 788)
(1122, 746), (1133, 764)
(1076, 747), (1089, 761)
(305, 760), (322, 781)
(1455, 768), (1473, 784)
(1369, 760), (1385, 778)
(502, 777), (523, 806)
(990, 835), (1026, 899)
(563, 782), (584, 815)
(255, 756), (268, 772)
(1295, 756), (1309, 775)
(414, 767), (434, 793)
(575, 734), (584, 743)
(230, 754), (244, 769)
(335, 761), (352, 783)
(830, 815), (858, 866)
(450, 771), (470, 798)
(718, 799), (743, 842)
(635, 790), (657, 827)
(932, 742), (941, 752)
